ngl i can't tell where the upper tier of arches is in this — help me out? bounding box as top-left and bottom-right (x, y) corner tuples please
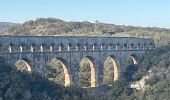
(0, 42), (154, 53)
(0, 36), (155, 53)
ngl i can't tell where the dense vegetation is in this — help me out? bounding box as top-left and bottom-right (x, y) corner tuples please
(0, 60), (91, 100)
(0, 57), (134, 100)
(45, 59), (65, 86)
(78, 58), (91, 87)
(1, 45), (170, 100)
(131, 45), (170, 99)
(1, 18), (170, 46)
(0, 18), (170, 99)
(0, 22), (18, 32)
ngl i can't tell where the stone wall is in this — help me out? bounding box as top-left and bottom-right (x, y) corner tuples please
(0, 35), (155, 87)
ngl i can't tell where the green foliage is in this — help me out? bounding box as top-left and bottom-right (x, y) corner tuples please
(109, 81), (134, 98)
(126, 56), (135, 65)
(125, 64), (138, 82)
(131, 45), (170, 99)
(1, 18), (170, 46)
(133, 45), (170, 81)
(0, 59), (93, 100)
(78, 58), (91, 87)
(14, 60), (28, 72)
(145, 74), (161, 86)
(103, 57), (114, 85)
(45, 59), (64, 85)
(1, 41), (170, 99)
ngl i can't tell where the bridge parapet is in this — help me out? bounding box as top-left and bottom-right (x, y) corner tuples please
(0, 35), (155, 53)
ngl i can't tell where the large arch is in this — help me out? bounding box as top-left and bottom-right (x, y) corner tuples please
(125, 54), (139, 81)
(47, 57), (71, 87)
(103, 55), (120, 85)
(14, 58), (32, 72)
(127, 54), (139, 65)
(78, 56), (97, 87)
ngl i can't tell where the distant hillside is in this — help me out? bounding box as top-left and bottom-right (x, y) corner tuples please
(1, 18), (170, 46)
(130, 45), (170, 99)
(0, 22), (18, 32)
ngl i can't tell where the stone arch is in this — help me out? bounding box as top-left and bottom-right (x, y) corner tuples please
(149, 42), (154, 49)
(108, 43), (112, 50)
(130, 43), (134, 49)
(50, 43), (55, 52)
(116, 43), (121, 50)
(59, 43), (64, 51)
(129, 54), (139, 64)
(76, 43), (80, 51)
(137, 43), (141, 50)
(47, 57), (71, 87)
(20, 43), (25, 53)
(8, 43), (14, 53)
(100, 43), (105, 50)
(125, 54), (139, 81)
(103, 55), (120, 84)
(67, 43), (73, 51)
(90, 43), (96, 50)
(123, 43), (128, 50)
(14, 58), (32, 72)
(124, 43), (127, 47)
(40, 43), (46, 52)
(78, 56), (97, 87)
(112, 44), (116, 50)
(84, 43), (88, 51)
(143, 43), (147, 49)
(30, 43), (36, 52)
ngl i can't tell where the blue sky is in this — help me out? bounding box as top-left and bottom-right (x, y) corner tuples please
(0, 0), (170, 28)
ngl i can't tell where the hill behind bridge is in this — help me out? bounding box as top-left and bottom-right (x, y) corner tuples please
(0, 18), (170, 46)
(0, 18), (170, 99)
(0, 22), (19, 32)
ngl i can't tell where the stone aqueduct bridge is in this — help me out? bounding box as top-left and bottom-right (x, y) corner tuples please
(0, 35), (155, 87)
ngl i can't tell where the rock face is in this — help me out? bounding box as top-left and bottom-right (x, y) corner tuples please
(0, 22), (18, 32)
(0, 35), (155, 87)
(130, 69), (154, 90)
(130, 75), (149, 90)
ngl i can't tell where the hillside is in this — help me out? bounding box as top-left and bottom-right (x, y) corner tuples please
(130, 45), (170, 99)
(1, 45), (170, 100)
(0, 57), (136, 100)
(0, 22), (18, 32)
(0, 18), (170, 99)
(0, 18), (170, 46)
(0, 61), (91, 100)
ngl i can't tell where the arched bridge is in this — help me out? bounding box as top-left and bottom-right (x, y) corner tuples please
(0, 35), (155, 87)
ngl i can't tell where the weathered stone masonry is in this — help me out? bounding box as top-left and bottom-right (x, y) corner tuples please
(0, 35), (155, 87)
